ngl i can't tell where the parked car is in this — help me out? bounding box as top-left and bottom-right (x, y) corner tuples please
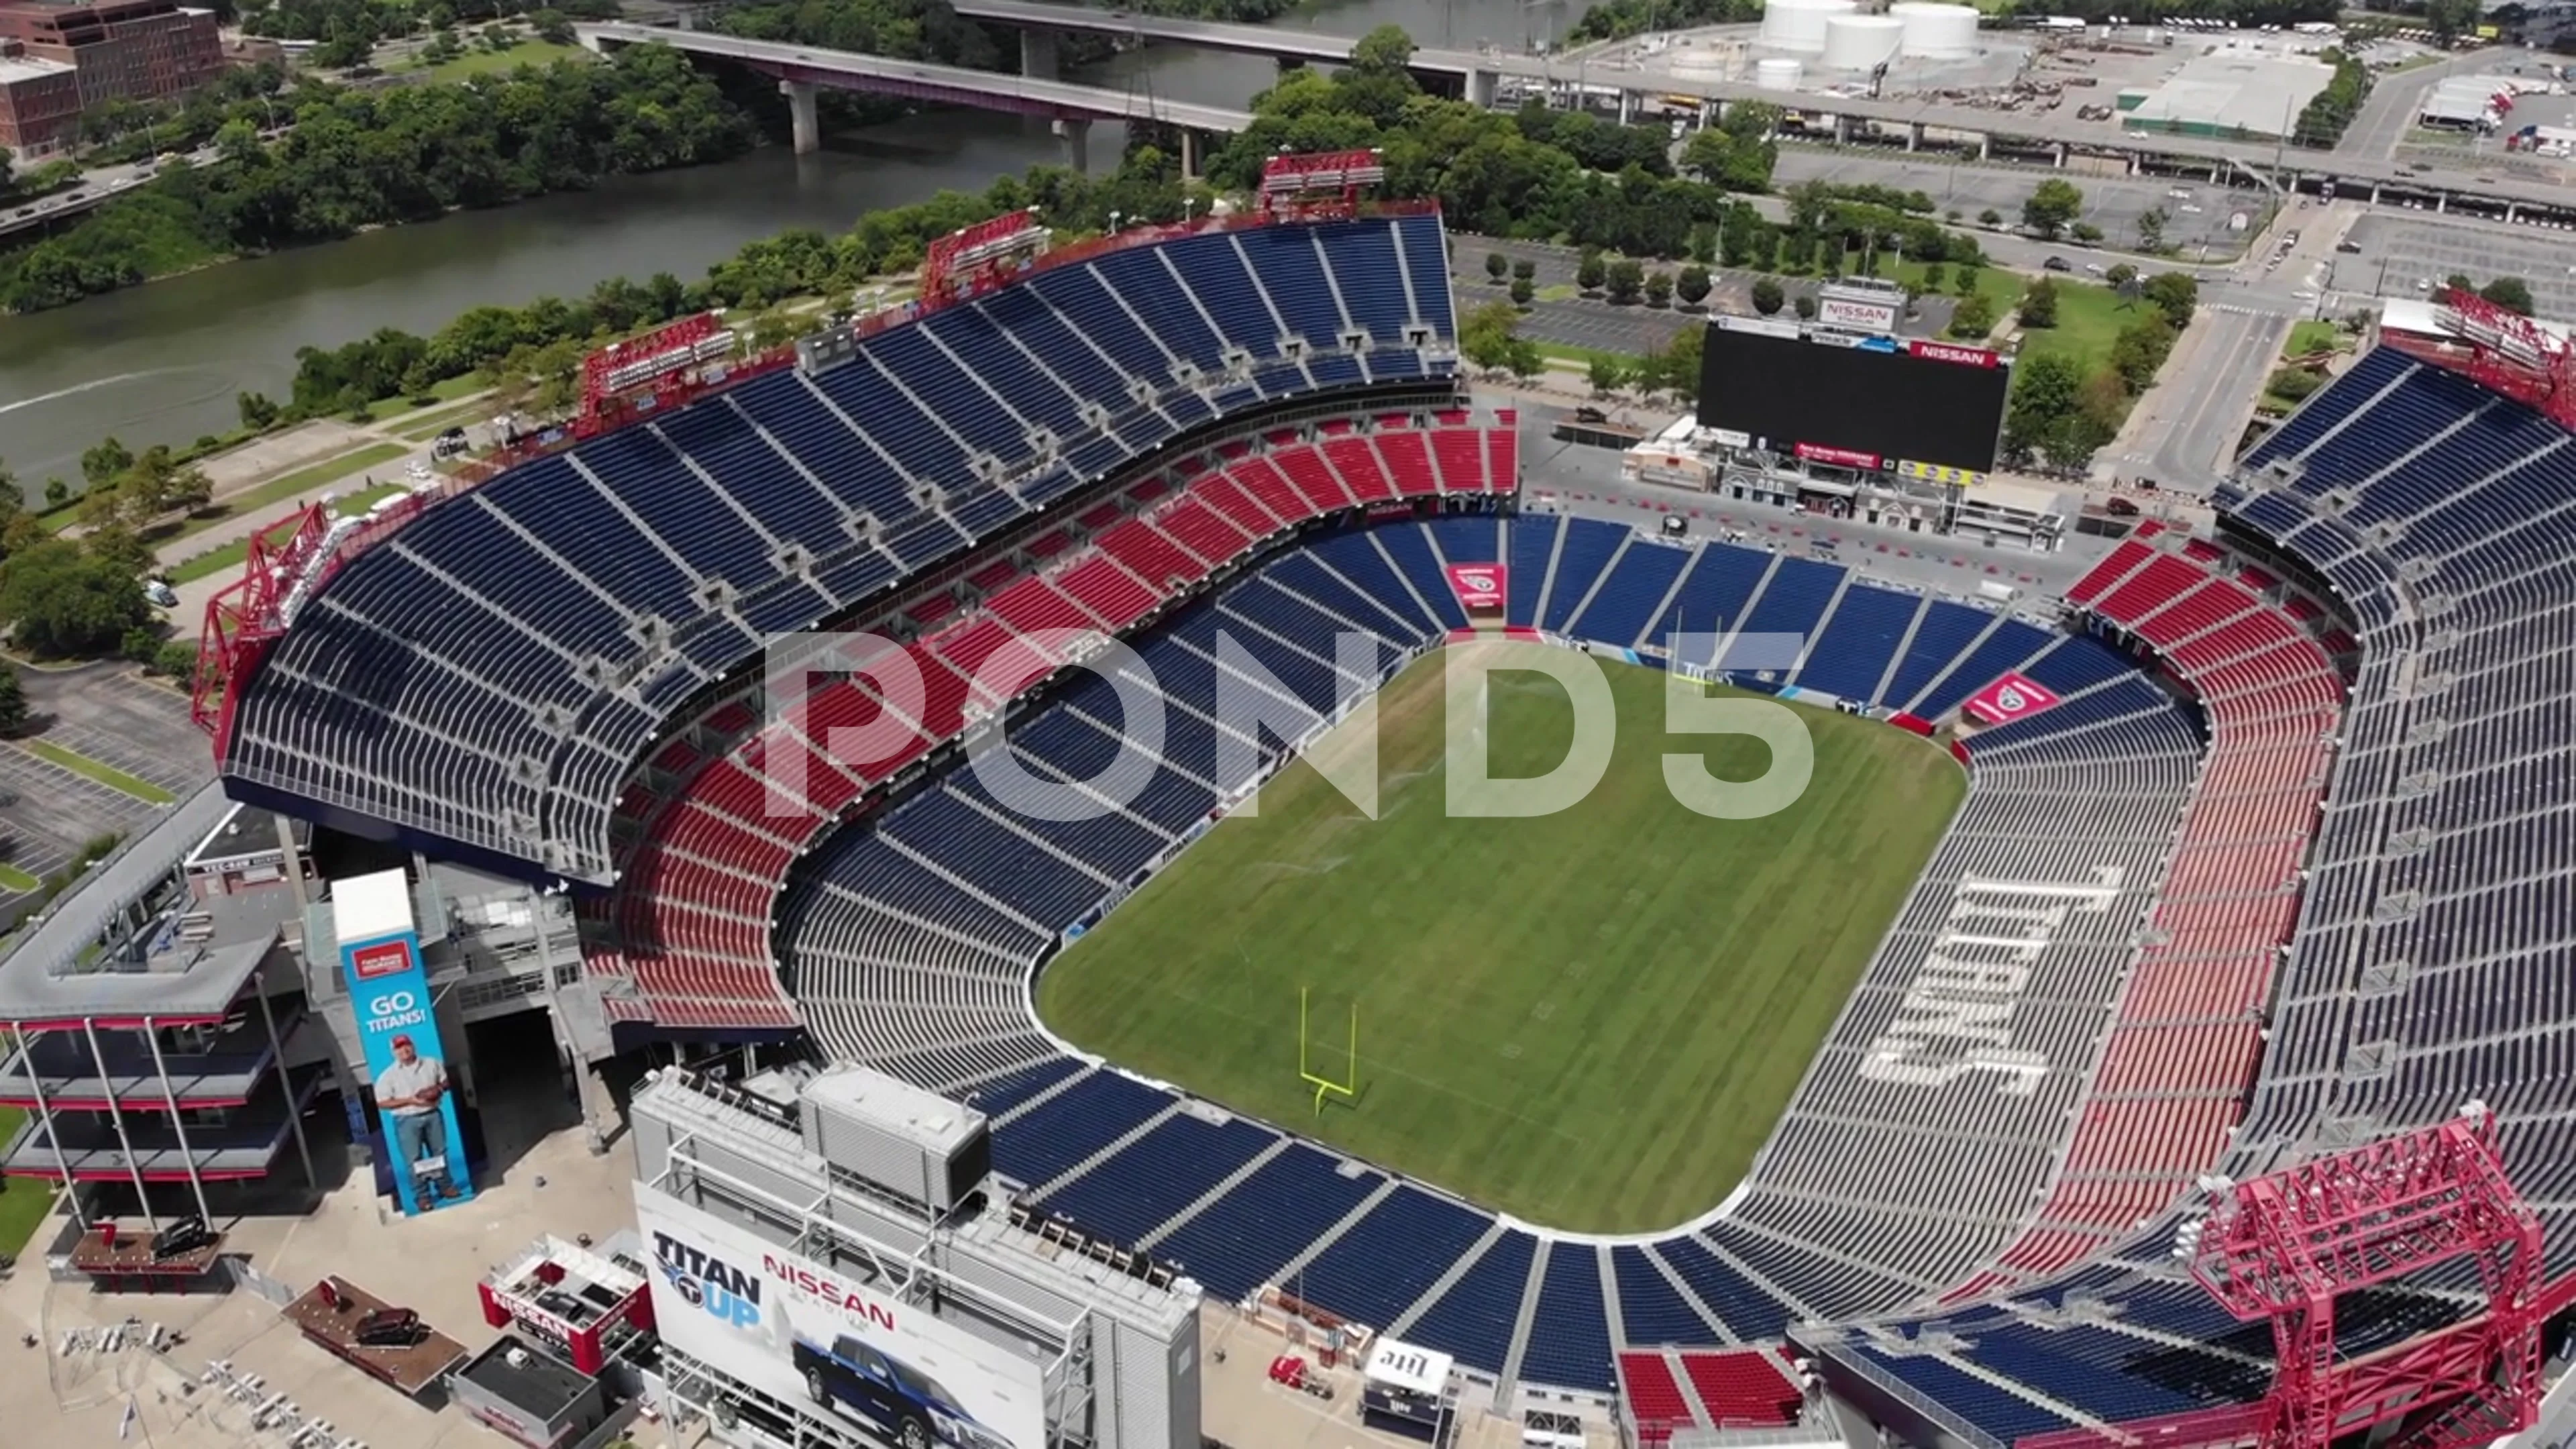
(2042, 256), (2072, 272)
(145, 579), (180, 609)
(794, 1333), (1013, 1449)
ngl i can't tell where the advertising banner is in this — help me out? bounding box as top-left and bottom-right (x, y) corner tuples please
(1444, 563), (1507, 612)
(1793, 441), (1882, 471)
(1816, 296), (1900, 334)
(343, 932), (476, 1216)
(1907, 339), (2002, 369)
(1962, 672), (2061, 726)
(640, 1193), (1046, 1449)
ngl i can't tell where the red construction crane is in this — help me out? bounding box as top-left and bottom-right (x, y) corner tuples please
(2432, 287), (2576, 430)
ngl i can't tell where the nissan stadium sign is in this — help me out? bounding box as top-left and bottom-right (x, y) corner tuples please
(640, 1193), (1046, 1449)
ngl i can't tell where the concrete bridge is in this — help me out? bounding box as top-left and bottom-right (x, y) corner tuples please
(574, 21), (1250, 171)
(944, 0), (2576, 217)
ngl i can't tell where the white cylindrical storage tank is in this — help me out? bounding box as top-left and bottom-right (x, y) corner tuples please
(1821, 13), (1905, 69)
(1892, 1), (1978, 59)
(1669, 39), (1729, 80)
(1754, 56), (1805, 91)
(1760, 0), (1854, 54)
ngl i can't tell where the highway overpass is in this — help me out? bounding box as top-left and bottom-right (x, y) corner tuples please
(943, 1), (2576, 218)
(574, 21), (1250, 170)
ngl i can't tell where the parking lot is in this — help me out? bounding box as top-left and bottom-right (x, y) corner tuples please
(1770, 152), (2267, 261)
(0, 666), (211, 918)
(2338, 212), (2576, 315)
(1454, 235), (1967, 359)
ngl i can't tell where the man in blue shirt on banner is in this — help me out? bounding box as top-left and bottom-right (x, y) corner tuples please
(374, 1034), (458, 1205)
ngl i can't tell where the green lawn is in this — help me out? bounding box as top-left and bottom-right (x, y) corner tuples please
(1887, 258), (2027, 315)
(2016, 280), (2138, 375)
(0, 862), (40, 893)
(2284, 319), (2347, 358)
(23, 740), (177, 805)
(163, 443), (412, 581)
(0, 1105), (55, 1259)
(415, 39), (588, 83)
(1038, 645), (1964, 1232)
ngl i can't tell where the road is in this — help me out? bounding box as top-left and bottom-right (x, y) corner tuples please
(0, 145), (227, 241)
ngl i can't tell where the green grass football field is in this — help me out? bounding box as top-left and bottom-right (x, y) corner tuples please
(1036, 642), (1965, 1233)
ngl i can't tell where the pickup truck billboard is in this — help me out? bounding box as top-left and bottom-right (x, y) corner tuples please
(639, 1193), (1044, 1449)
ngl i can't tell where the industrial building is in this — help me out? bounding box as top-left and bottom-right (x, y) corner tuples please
(2117, 46), (2337, 140)
(0, 0), (223, 154)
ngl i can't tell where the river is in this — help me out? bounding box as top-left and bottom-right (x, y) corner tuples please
(0, 0), (1571, 486)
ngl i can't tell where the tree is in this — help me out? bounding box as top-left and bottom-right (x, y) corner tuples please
(532, 9), (577, 45)
(1576, 249), (1607, 294)
(1605, 257), (1644, 305)
(1645, 270), (1673, 308)
(1792, 293), (1817, 321)
(1485, 251), (1510, 283)
(2137, 206), (2168, 254)
(1509, 276), (1535, 307)
(2002, 351), (2085, 466)
(1751, 278), (1784, 316)
(2022, 179), (2084, 240)
(80, 438), (133, 489)
(2071, 222), (2105, 244)
(2479, 276), (2536, 315)
(2019, 278), (2059, 329)
(1589, 354), (1632, 398)
(1976, 207), (2002, 227)
(2268, 366), (2325, 403)
(42, 480), (66, 510)
(1347, 23), (1416, 78)
(0, 665), (24, 737)
(1954, 264), (1982, 297)
(2110, 318), (2178, 392)
(2106, 263), (2139, 290)
(237, 390), (280, 431)
(1512, 258), (1536, 284)
(1921, 262), (1947, 292)
(2426, 0), (2480, 44)
(1505, 337), (1544, 384)
(1950, 294), (1996, 338)
(2141, 272), (2199, 331)
(1459, 300), (1521, 374)
(1676, 265), (1711, 309)
(0, 539), (149, 658)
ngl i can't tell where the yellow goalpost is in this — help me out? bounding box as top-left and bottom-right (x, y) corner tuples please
(1299, 986), (1358, 1118)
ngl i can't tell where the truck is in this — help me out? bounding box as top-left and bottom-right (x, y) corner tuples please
(792, 1332), (1016, 1449)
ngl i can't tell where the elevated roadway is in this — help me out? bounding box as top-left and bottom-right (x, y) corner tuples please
(941, 1), (2576, 218)
(575, 21), (1250, 168)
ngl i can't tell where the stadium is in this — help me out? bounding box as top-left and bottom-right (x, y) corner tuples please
(180, 152), (2576, 1449)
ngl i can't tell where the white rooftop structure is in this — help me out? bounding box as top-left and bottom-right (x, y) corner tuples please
(0, 54), (74, 83)
(2122, 50), (2337, 138)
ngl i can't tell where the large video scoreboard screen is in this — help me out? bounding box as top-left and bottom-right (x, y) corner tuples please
(1695, 318), (2012, 476)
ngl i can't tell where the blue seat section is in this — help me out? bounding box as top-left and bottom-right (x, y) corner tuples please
(1725, 556), (1844, 671)
(1659, 1238), (1793, 1340)
(1976, 674), (2165, 752)
(1334, 223), (1415, 341)
(1845, 1346), (2075, 1443)
(1656, 545), (1772, 662)
(1880, 601), (1996, 714)
(2242, 343), (2415, 472)
(1521, 1246), (1615, 1393)
(1396, 219), (1451, 332)
(1036, 1112), (1276, 1249)
(791, 830), (1049, 955)
(1570, 538), (1689, 648)
(812, 350), (973, 486)
(490, 456), (696, 619)
(1296, 1187), (1492, 1337)
(1909, 619), (2053, 720)
(1164, 239), (1274, 354)
(945, 767), (1163, 884)
(934, 305), (1085, 437)
(1613, 1246), (1717, 1347)
(1377, 526), (1471, 630)
(1792, 584), (1919, 702)
(1235, 226), (1349, 341)
(1430, 513), (1503, 564)
(963, 1057), (1086, 1119)
(731, 372), (910, 523)
(1507, 514), (1562, 626)
(653, 392), (844, 555)
(1304, 531), (1443, 635)
(1155, 1146), (1387, 1301)
(989, 1069), (1171, 1186)
(1409, 1230), (1536, 1373)
(1268, 547), (1426, 640)
(2023, 635), (2133, 696)
(879, 788), (1107, 925)
(1540, 519), (1627, 631)
(1962, 1321), (2245, 1423)
(1095, 246), (1229, 371)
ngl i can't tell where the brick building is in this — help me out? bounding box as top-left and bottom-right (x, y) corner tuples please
(0, 0), (223, 156)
